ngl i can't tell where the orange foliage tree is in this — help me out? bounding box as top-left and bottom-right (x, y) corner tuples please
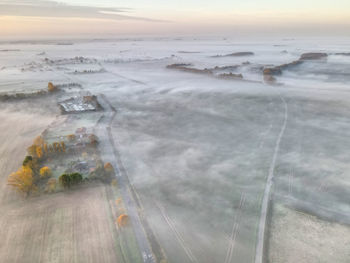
(104, 162), (114, 174)
(48, 82), (57, 92)
(117, 214), (129, 227)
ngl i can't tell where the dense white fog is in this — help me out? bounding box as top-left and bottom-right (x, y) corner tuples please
(0, 37), (349, 263)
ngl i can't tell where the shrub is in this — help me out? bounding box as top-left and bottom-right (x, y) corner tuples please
(40, 166), (52, 178)
(46, 178), (57, 193)
(81, 152), (88, 159)
(104, 162), (114, 174)
(67, 134), (76, 142)
(70, 172), (83, 185)
(89, 134), (98, 145)
(115, 198), (122, 206)
(117, 214), (129, 227)
(22, 155), (39, 172)
(95, 159), (104, 175)
(111, 179), (118, 187)
(23, 156), (33, 166)
(48, 82), (57, 92)
(59, 172), (83, 188)
(59, 174), (71, 188)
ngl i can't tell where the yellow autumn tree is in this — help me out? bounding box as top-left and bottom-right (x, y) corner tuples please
(36, 146), (43, 158)
(23, 156), (39, 171)
(28, 142), (44, 159)
(8, 165), (34, 196)
(33, 135), (44, 146)
(40, 166), (52, 178)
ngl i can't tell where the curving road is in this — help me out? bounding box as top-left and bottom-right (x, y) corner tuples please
(255, 94), (288, 263)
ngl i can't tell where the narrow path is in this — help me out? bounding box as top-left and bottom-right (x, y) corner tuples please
(97, 95), (155, 263)
(255, 94), (288, 263)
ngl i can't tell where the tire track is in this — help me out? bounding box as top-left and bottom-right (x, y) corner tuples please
(288, 167), (294, 196)
(224, 193), (246, 263)
(155, 201), (198, 263)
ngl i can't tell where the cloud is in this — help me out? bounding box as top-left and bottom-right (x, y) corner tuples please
(0, 0), (163, 22)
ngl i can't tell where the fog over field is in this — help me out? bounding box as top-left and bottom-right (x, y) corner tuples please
(0, 37), (349, 263)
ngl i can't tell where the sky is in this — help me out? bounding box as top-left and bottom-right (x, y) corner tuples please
(0, 0), (350, 38)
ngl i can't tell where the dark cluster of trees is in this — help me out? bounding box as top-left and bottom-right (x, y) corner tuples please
(59, 173), (83, 188)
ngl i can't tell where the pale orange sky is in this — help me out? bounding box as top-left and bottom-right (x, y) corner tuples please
(1, 0), (350, 38)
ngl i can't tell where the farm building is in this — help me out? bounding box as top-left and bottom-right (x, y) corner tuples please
(59, 95), (101, 114)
